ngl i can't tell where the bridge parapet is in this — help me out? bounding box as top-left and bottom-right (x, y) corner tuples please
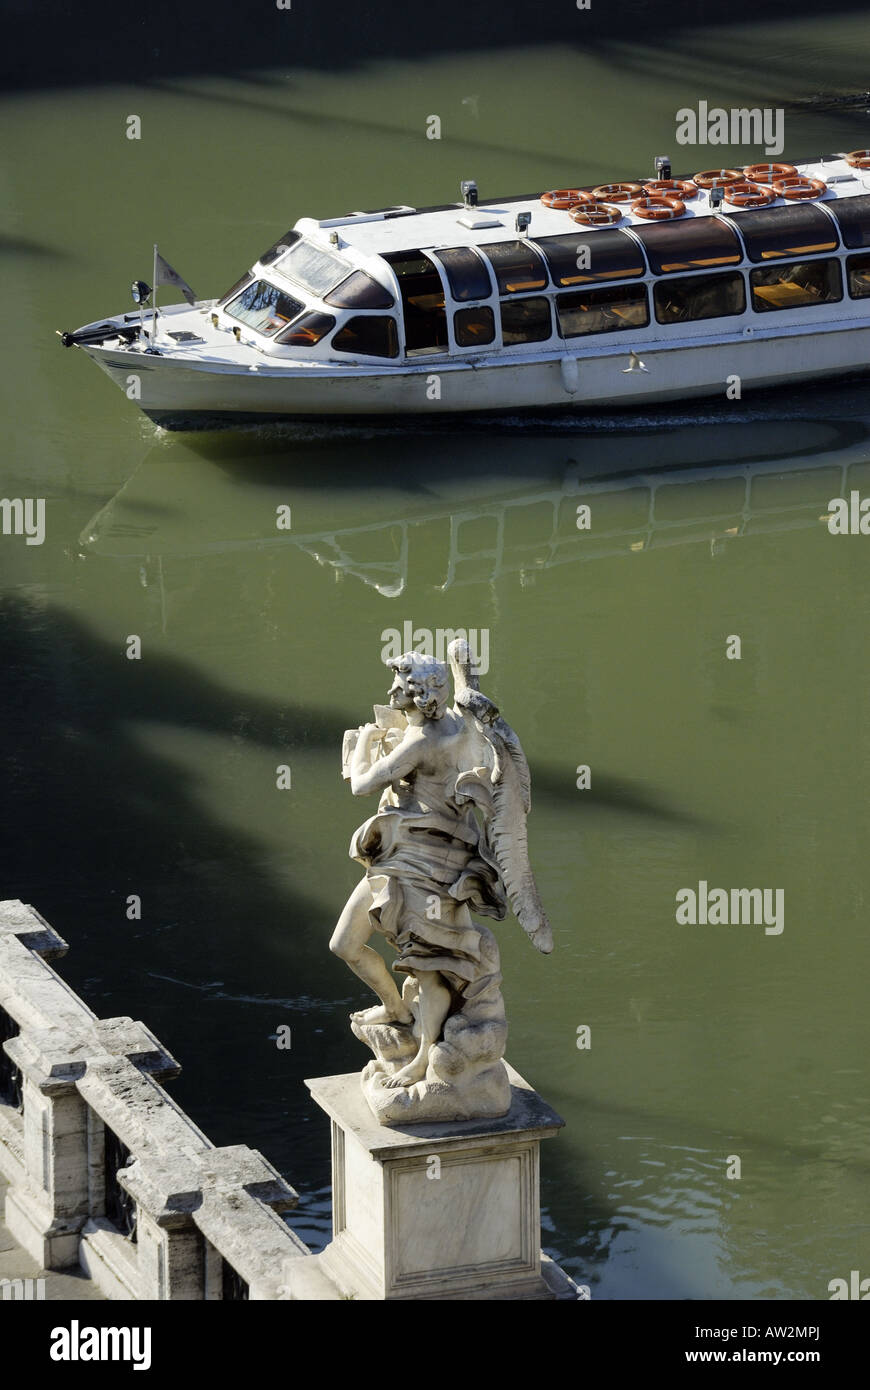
(0, 900), (308, 1299)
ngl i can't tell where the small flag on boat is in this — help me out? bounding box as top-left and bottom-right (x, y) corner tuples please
(154, 250), (197, 305)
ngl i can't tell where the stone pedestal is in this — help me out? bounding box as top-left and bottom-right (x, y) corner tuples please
(305, 1063), (577, 1300)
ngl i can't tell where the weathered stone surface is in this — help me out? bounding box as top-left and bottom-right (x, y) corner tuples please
(360, 1055), (511, 1124)
(1, 1173), (105, 1301)
(1, 901), (310, 1300)
(0, 900), (69, 959)
(306, 1064), (575, 1300)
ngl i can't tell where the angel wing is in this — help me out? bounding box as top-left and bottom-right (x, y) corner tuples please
(448, 640), (553, 954)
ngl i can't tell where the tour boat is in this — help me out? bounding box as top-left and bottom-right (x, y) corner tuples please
(60, 152), (870, 428)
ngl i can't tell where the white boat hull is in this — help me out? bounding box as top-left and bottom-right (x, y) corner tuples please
(83, 319), (870, 426)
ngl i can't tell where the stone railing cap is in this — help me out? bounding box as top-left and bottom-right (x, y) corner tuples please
(92, 1017), (181, 1078)
(117, 1144), (298, 1220)
(0, 900), (68, 958)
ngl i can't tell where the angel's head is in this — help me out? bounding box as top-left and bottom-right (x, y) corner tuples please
(386, 651), (449, 720)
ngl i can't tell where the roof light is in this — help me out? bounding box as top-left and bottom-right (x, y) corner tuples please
(460, 180), (479, 208)
(515, 211), (532, 236)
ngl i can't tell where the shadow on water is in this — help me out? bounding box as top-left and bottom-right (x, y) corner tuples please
(0, 235), (68, 259)
(6, 0), (868, 93)
(172, 376), (870, 482)
(0, 593), (364, 1175)
(141, 76), (604, 172)
(0, 591), (625, 1245)
(533, 767), (719, 832)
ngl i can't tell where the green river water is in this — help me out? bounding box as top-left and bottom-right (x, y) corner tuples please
(1, 5), (869, 1298)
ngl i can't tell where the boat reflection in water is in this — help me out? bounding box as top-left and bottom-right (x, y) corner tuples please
(80, 407), (870, 605)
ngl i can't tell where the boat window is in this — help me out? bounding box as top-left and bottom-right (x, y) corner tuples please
(846, 252), (870, 298)
(654, 270), (745, 324)
(480, 240), (548, 294)
(217, 273), (253, 307)
(274, 238), (350, 296)
(332, 315), (399, 358)
(726, 205), (839, 262)
(454, 306), (495, 347)
(825, 194), (870, 249)
(557, 283), (649, 337)
(535, 230), (646, 286)
(276, 312), (336, 346)
(224, 280), (305, 336)
(259, 230), (301, 267)
(500, 296), (552, 345)
(749, 258), (842, 312)
(382, 251), (448, 353)
(633, 216), (742, 274)
(325, 271), (395, 310)
(432, 248), (493, 301)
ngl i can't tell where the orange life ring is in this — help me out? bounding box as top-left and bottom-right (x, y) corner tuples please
(631, 195), (686, 220)
(845, 150), (870, 169)
(693, 168), (742, 188)
(592, 182), (643, 203)
(570, 202), (623, 226)
(540, 189), (597, 210)
(724, 180), (775, 208)
(743, 162), (796, 184)
(643, 178), (699, 199)
(771, 175), (827, 201)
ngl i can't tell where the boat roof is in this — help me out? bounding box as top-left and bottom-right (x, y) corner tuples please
(296, 156), (870, 259)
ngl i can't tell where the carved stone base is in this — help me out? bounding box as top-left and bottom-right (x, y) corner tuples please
(351, 1014), (511, 1124)
(349, 956), (511, 1126)
(305, 1064), (578, 1300)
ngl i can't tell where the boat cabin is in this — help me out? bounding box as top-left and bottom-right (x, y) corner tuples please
(210, 169), (870, 366)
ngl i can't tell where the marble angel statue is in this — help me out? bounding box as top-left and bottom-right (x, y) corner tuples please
(330, 638), (552, 1124)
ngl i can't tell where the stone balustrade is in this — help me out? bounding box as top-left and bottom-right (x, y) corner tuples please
(0, 900), (310, 1300)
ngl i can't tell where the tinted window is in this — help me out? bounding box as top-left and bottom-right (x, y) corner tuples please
(749, 259), (842, 312)
(535, 230), (645, 286)
(633, 217), (742, 274)
(433, 247), (492, 301)
(225, 280), (304, 336)
(383, 249), (442, 281)
(557, 284), (649, 337)
(654, 271), (745, 324)
(332, 315), (399, 357)
(276, 312), (336, 346)
(325, 272), (395, 309)
(481, 240), (548, 294)
(259, 230), (301, 267)
(454, 306), (495, 346)
(383, 250), (447, 353)
(500, 296), (552, 344)
(727, 204), (839, 261)
(826, 194), (870, 249)
(846, 252), (870, 298)
(217, 273), (253, 307)
(276, 239), (350, 295)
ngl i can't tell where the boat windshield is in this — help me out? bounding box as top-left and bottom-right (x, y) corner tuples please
(274, 239), (351, 296)
(224, 279), (305, 336)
